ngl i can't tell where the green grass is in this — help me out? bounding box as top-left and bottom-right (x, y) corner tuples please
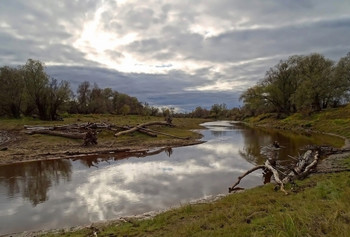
(44, 170), (350, 237)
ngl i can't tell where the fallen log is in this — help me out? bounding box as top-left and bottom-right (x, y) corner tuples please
(25, 130), (85, 139)
(138, 128), (157, 137)
(114, 121), (173, 137)
(140, 127), (189, 140)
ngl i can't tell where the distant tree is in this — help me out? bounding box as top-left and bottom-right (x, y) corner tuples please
(77, 81), (91, 114)
(149, 106), (159, 116)
(103, 88), (114, 113)
(210, 103), (227, 119)
(120, 104), (130, 116)
(89, 83), (106, 113)
(48, 78), (71, 120)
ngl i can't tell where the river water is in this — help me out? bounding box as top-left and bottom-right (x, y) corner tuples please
(0, 121), (341, 234)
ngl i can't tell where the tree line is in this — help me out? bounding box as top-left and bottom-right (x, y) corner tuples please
(239, 52), (350, 118)
(2, 53), (349, 121)
(187, 52), (350, 120)
(0, 59), (147, 120)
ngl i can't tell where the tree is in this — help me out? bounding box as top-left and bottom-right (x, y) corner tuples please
(120, 104), (130, 116)
(191, 106), (210, 118)
(331, 52), (350, 106)
(261, 56), (300, 114)
(88, 83), (106, 113)
(210, 103), (227, 119)
(293, 54), (333, 112)
(77, 81), (91, 114)
(240, 85), (269, 116)
(48, 78), (71, 120)
(0, 66), (25, 118)
(23, 59), (50, 120)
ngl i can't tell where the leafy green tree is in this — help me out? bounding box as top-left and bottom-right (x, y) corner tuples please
(262, 56), (300, 114)
(240, 85), (269, 116)
(293, 54), (333, 112)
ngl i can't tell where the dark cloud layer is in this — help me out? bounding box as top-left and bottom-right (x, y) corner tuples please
(47, 66), (240, 110)
(1, 0), (350, 111)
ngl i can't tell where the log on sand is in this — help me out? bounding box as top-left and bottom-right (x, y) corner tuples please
(114, 121), (173, 137)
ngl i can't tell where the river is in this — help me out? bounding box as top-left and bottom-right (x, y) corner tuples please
(0, 121), (341, 234)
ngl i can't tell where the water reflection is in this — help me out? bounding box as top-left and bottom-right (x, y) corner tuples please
(0, 160), (71, 206)
(0, 121), (342, 234)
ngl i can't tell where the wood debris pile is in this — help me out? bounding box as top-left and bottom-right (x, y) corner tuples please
(24, 120), (186, 146)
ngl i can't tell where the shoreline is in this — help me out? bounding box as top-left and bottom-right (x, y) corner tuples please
(0, 138), (205, 166)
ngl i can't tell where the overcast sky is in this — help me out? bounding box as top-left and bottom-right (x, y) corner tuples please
(1, 0), (350, 111)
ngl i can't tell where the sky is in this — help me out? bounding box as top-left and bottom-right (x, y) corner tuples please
(1, 0), (350, 111)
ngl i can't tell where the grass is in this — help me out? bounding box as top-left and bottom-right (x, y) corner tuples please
(44, 169), (350, 237)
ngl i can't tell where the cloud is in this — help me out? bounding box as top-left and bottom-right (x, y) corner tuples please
(1, 0), (350, 110)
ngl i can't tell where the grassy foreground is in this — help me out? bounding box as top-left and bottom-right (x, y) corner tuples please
(45, 166), (350, 237)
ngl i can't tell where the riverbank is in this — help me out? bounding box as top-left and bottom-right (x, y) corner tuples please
(244, 104), (350, 148)
(35, 163), (350, 237)
(0, 115), (209, 165)
(34, 108), (350, 237)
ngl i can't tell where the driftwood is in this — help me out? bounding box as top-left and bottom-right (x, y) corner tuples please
(114, 121), (173, 137)
(25, 130), (85, 139)
(229, 143), (322, 195)
(24, 120), (179, 146)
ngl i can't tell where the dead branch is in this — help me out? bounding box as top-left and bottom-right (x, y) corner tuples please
(264, 159), (288, 195)
(229, 165), (265, 193)
(229, 143), (329, 195)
